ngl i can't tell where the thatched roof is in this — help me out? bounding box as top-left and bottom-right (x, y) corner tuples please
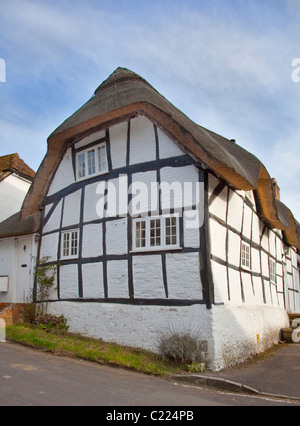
(1, 68), (299, 249)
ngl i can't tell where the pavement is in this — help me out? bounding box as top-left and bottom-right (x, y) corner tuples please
(172, 343), (300, 402)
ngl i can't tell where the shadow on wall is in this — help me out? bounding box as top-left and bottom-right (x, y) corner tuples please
(211, 304), (289, 370)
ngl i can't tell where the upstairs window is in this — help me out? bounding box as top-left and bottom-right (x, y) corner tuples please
(76, 142), (108, 180)
(269, 259), (276, 284)
(241, 242), (251, 269)
(61, 229), (79, 259)
(133, 215), (180, 251)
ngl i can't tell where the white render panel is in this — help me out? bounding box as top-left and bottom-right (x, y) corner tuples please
(166, 252), (202, 299)
(82, 263), (104, 299)
(261, 251), (269, 278)
(228, 269), (242, 304)
(269, 231), (276, 257)
(227, 230), (241, 267)
(252, 213), (260, 245)
(40, 233), (59, 262)
(106, 219), (127, 255)
(109, 121), (128, 169)
(276, 275), (284, 293)
(183, 209), (200, 248)
(242, 204), (252, 240)
(241, 272), (255, 304)
(271, 284), (279, 307)
(209, 187), (228, 222)
(133, 255), (165, 298)
(211, 260), (228, 303)
(252, 276), (264, 305)
(278, 292), (285, 309)
(84, 182), (100, 223)
(62, 189), (81, 227)
(227, 189), (243, 232)
(251, 247), (261, 274)
(130, 116), (156, 165)
(107, 175), (128, 218)
(261, 230), (269, 252)
(263, 279), (272, 305)
(82, 223), (103, 258)
(160, 165), (199, 210)
(60, 265), (78, 299)
(107, 260), (129, 298)
(131, 170), (158, 215)
(210, 219), (226, 262)
(74, 129), (106, 149)
(157, 127), (184, 159)
(43, 200), (63, 233)
(48, 148), (74, 196)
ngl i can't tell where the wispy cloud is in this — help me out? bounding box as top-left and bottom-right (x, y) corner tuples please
(0, 0), (299, 219)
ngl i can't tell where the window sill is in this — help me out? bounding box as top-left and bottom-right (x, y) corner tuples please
(130, 246), (182, 254)
(76, 169), (109, 182)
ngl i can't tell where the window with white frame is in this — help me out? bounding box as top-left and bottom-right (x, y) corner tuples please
(269, 258), (276, 284)
(133, 215), (180, 251)
(241, 242), (251, 269)
(61, 229), (79, 259)
(76, 142), (108, 180)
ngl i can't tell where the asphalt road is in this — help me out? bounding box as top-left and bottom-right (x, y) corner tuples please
(0, 342), (298, 408)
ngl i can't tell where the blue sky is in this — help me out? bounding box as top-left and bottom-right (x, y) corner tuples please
(0, 0), (299, 220)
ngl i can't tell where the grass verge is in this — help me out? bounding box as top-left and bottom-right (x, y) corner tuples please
(6, 324), (184, 376)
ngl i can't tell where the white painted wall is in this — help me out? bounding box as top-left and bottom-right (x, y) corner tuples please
(0, 174), (31, 222)
(48, 301), (213, 362)
(0, 234), (38, 303)
(208, 171), (299, 368)
(212, 304), (289, 370)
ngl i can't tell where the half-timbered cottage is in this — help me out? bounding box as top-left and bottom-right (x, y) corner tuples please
(0, 68), (299, 369)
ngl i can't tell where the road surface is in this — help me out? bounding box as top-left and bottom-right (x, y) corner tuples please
(0, 342), (298, 408)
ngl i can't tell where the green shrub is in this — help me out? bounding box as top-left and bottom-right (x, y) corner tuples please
(33, 314), (69, 332)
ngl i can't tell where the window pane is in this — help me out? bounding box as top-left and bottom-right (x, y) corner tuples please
(241, 243), (250, 268)
(71, 231), (78, 256)
(150, 219), (161, 246)
(165, 217), (177, 245)
(136, 221), (146, 248)
(98, 145), (107, 172)
(63, 233), (69, 257)
(78, 153), (85, 178)
(88, 150), (96, 175)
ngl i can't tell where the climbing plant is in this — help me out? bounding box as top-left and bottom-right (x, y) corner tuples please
(34, 256), (57, 316)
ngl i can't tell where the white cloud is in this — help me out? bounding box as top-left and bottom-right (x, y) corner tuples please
(0, 0), (299, 219)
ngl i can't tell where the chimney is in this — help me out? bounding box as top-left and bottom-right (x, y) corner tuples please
(271, 178), (280, 200)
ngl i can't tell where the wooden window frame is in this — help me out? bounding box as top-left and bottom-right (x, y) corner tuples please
(61, 229), (79, 259)
(76, 141), (108, 181)
(132, 215), (180, 252)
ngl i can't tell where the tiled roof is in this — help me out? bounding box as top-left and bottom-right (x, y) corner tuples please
(0, 153), (35, 179)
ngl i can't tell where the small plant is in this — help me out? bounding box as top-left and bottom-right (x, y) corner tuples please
(158, 330), (203, 365)
(33, 314), (69, 332)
